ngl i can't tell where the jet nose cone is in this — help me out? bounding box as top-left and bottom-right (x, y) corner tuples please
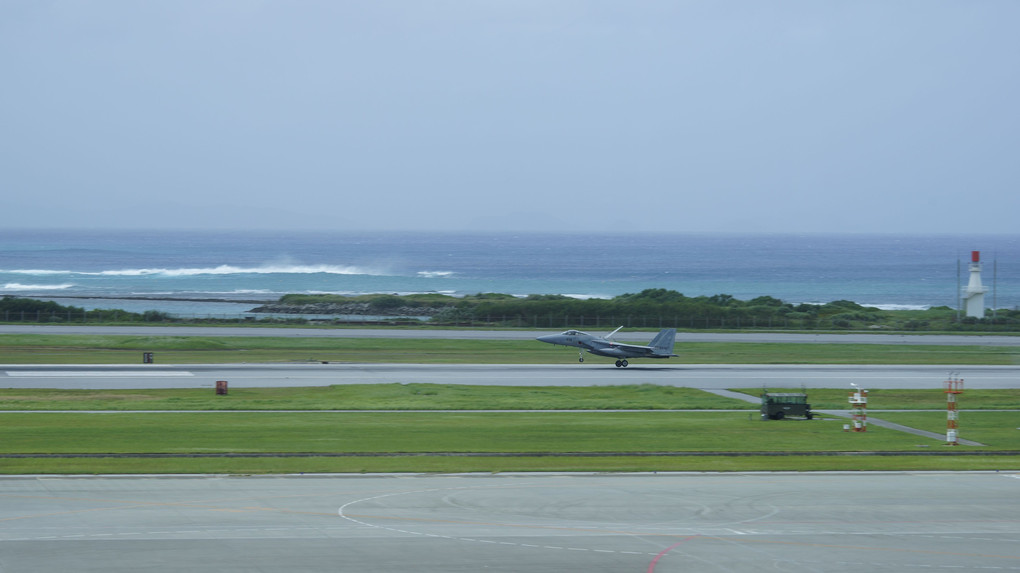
(536, 335), (556, 344)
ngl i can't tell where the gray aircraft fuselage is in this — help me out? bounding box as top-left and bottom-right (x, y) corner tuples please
(537, 327), (677, 367)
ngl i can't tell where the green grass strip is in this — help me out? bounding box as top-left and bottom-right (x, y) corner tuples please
(731, 387), (1020, 410)
(2, 334), (1019, 364)
(3, 450), (1015, 473)
(2, 385), (1017, 412)
(0, 384), (747, 411)
(3, 412), (1016, 455)
(2, 454), (1017, 475)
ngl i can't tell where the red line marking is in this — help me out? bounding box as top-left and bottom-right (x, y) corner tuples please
(647, 535), (698, 572)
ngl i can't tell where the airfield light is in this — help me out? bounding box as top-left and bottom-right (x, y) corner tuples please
(848, 385), (868, 432)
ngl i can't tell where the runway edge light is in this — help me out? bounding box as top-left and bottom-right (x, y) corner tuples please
(848, 384), (867, 432)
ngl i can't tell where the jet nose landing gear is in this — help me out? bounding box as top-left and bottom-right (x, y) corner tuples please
(614, 359), (629, 368)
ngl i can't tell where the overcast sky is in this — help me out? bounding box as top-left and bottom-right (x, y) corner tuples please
(3, 1), (1018, 234)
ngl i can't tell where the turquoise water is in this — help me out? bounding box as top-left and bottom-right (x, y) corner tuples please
(2, 230), (1017, 315)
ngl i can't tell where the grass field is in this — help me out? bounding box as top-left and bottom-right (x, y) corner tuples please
(6, 410), (1017, 453)
(2, 332), (1018, 474)
(6, 454), (1018, 475)
(0, 384), (747, 411)
(2, 384), (1019, 411)
(2, 334), (1020, 364)
(2, 387), (1017, 474)
(3, 409), (1017, 474)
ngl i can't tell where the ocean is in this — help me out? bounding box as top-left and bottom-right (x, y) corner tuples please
(1, 230), (1018, 317)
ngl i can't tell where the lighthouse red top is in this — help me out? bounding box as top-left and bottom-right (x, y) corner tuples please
(972, 251), (980, 263)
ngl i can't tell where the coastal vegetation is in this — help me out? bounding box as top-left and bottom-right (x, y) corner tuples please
(0, 295), (171, 323)
(262, 290), (1020, 331)
(5, 291), (1019, 331)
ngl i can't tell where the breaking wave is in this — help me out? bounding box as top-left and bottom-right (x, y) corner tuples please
(3, 283), (75, 290)
(563, 293), (613, 300)
(1, 264), (386, 277)
(863, 303), (931, 311)
(4, 269), (72, 276)
(417, 271), (454, 278)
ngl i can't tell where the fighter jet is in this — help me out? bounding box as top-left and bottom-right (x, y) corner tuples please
(536, 326), (677, 367)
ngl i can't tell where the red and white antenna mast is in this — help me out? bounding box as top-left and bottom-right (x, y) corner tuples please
(944, 373), (964, 445)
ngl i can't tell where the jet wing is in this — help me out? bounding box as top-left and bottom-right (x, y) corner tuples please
(588, 340), (658, 356)
(597, 340), (677, 358)
(607, 342), (658, 355)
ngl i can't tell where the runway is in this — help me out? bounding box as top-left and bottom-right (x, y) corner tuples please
(3, 363), (1019, 390)
(1, 472), (1018, 572)
(3, 324), (1020, 345)
(4, 325), (1018, 390)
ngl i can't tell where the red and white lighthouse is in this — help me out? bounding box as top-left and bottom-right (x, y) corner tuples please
(963, 251), (988, 319)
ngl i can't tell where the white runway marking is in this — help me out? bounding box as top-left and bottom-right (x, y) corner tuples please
(339, 483), (681, 559)
(334, 476), (1020, 570)
(4, 474), (1019, 571)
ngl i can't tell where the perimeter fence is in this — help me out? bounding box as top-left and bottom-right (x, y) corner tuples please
(3, 309), (1019, 332)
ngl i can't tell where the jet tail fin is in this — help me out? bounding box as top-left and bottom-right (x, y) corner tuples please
(649, 328), (677, 355)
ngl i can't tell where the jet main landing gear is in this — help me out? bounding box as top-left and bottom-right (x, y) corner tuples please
(614, 359), (629, 368)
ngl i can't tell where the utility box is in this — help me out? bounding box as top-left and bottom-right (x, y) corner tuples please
(215, 380), (228, 395)
(761, 391), (813, 420)
(142, 352), (154, 364)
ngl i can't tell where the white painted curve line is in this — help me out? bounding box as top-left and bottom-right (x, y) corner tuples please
(6, 371), (194, 377)
(337, 483), (663, 558)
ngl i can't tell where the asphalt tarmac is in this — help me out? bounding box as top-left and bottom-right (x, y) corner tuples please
(3, 324), (1020, 345)
(2, 472), (1018, 573)
(4, 325), (1018, 390)
(4, 363), (1019, 390)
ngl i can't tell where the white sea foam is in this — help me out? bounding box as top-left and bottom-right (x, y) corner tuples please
(5, 232), (1016, 312)
(3, 264), (386, 277)
(563, 293), (612, 300)
(3, 283), (74, 290)
(4, 269), (75, 275)
(863, 303), (931, 311)
(796, 301), (931, 311)
(147, 289), (282, 296)
(104, 264), (381, 277)
(302, 289), (461, 297)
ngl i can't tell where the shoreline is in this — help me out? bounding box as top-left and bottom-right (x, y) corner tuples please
(18, 293), (947, 316)
(37, 295), (276, 304)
